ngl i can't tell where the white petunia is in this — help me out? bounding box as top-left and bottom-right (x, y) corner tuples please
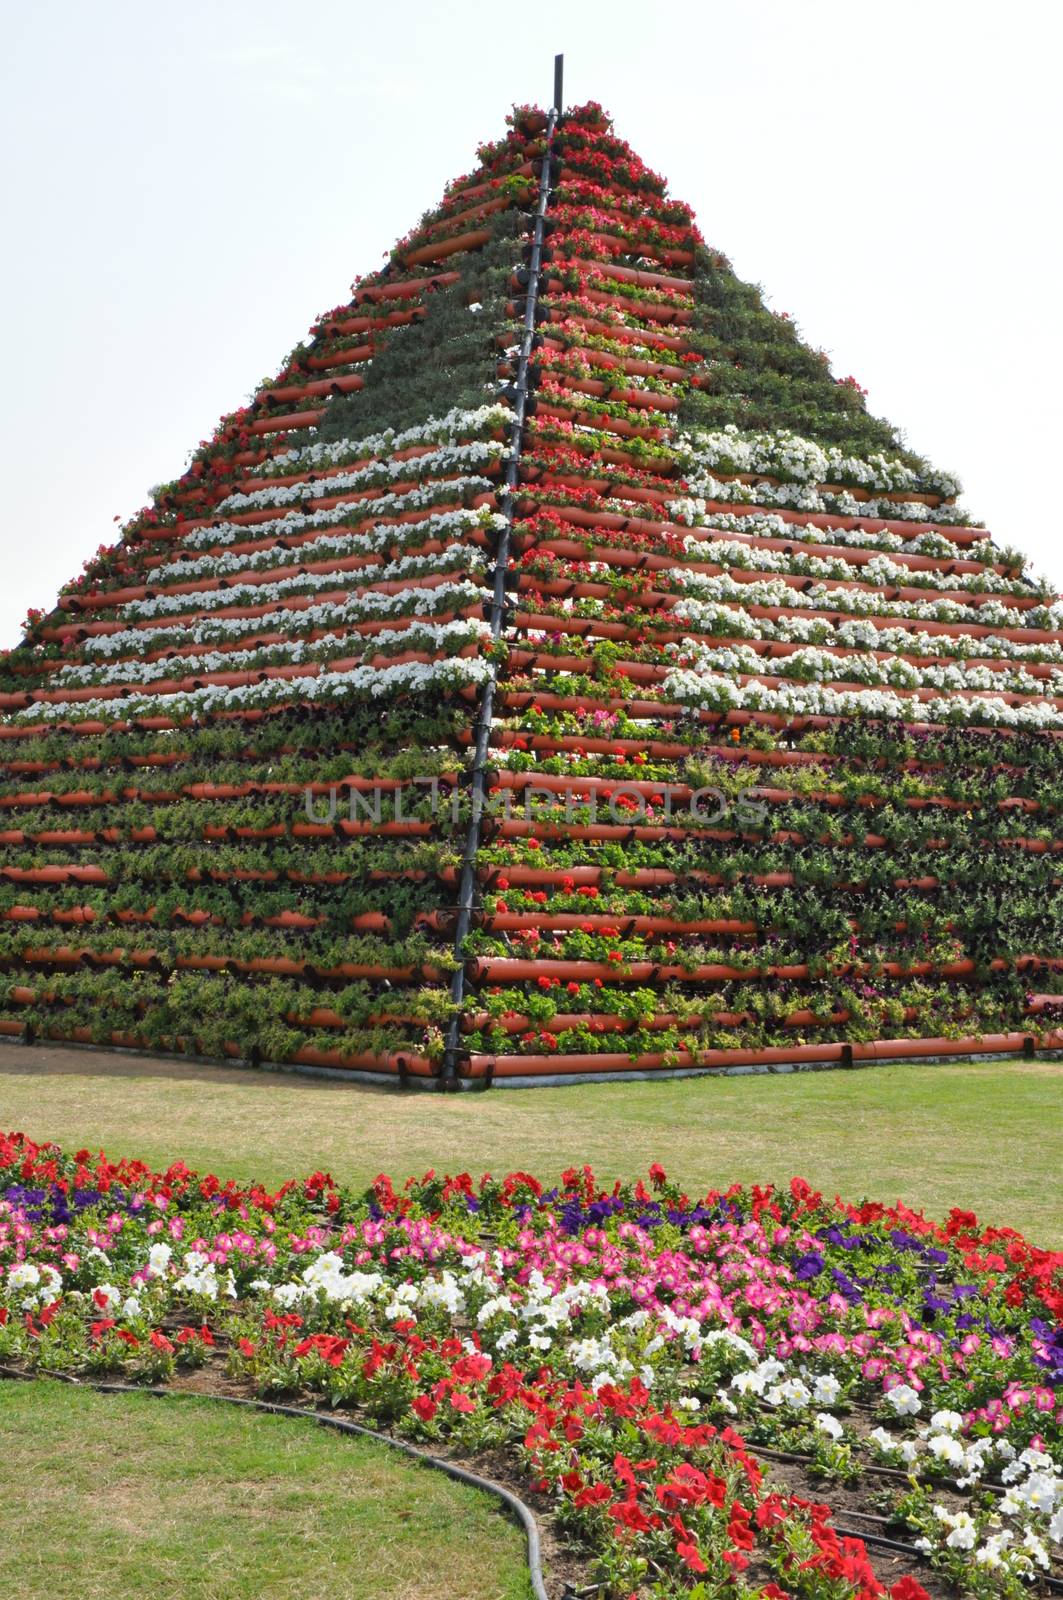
(885, 1383), (921, 1416)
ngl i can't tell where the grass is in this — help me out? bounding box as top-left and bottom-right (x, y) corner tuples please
(2, 1041), (1061, 1244)
(0, 1379), (532, 1600)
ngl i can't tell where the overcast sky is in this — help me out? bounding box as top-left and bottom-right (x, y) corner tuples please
(1, 0), (1060, 648)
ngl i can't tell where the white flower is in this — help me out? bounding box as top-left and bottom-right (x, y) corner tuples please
(885, 1383), (921, 1416)
(975, 1532), (1012, 1569)
(935, 1507), (976, 1550)
(677, 1396), (701, 1412)
(92, 1283), (121, 1310)
(1022, 1530), (1050, 1570)
(812, 1373), (841, 1405)
(147, 1243), (173, 1276)
(1019, 1472), (1061, 1515)
(927, 1433), (966, 1467)
(929, 1409), (963, 1433)
(121, 1296), (142, 1319)
(814, 1412), (843, 1441)
(7, 1263), (41, 1291)
(768, 1377), (812, 1410)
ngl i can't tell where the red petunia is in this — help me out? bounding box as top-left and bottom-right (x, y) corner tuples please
(676, 1539), (706, 1573)
(411, 1395), (438, 1422)
(891, 1580), (931, 1600)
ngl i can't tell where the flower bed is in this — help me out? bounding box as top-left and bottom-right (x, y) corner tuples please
(1, 1131), (1060, 1598)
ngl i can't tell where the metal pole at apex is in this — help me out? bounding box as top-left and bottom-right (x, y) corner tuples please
(554, 54), (564, 113)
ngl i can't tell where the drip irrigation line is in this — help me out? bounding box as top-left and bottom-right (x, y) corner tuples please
(747, 1440), (1007, 1496)
(437, 101), (562, 1091)
(0, 1366), (551, 1600)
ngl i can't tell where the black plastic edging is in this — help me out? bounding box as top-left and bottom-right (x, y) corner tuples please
(439, 105), (560, 1090)
(0, 1369), (551, 1600)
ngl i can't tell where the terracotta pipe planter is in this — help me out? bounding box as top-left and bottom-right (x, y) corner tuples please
(469, 1041), (850, 1077)
(534, 401), (666, 440)
(588, 261), (693, 294)
(263, 911), (321, 930)
(247, 409), (323, 435)
(469, 957), (753, 984)
(292, 1045), (433, 1075)
(311, 961), (442, 983)
(852, 1034), (1029, 1062)
(470, 1050), (697, 1073)
(403, 228), (492, 268)
(244, 956), (306, 977)
(465, 1010), (759, 1034)
(485, 913), (757, 936)
(305, 343), (373, 371)
(355, 271), (460, 304)
(449, 161), (535, 204)
(257, 373), (364, 405)
(177, 955), (233, 973)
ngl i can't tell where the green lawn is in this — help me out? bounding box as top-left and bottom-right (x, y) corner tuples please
(0, 1379), (532, 1600)
(2, 1041), (1061, 1243)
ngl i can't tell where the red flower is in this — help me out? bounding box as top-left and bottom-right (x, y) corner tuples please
(649, 1163), (667, 1188)
(411, 1395), (438, 1422)
(449, 1391), (476, 1414)
(238, 1338), (257, 1358)
(450, 1352), (491, 1384)
(573, 1482), (612, 1508)
(727, 1502), (755, 1550)
(676, 1539), (706, 1573)
(891, 1581), (931, 1600)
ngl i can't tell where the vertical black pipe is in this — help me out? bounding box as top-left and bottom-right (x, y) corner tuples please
(437, 101), (559, 1089)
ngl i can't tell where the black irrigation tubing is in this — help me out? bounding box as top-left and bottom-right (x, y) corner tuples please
(747, 1440), (1007, 1497)
(0, 1366), (552, 1600)
(438, 97), (561, 1093)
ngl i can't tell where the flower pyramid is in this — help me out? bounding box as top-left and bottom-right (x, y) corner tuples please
(2, 100), (1062, 1081)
